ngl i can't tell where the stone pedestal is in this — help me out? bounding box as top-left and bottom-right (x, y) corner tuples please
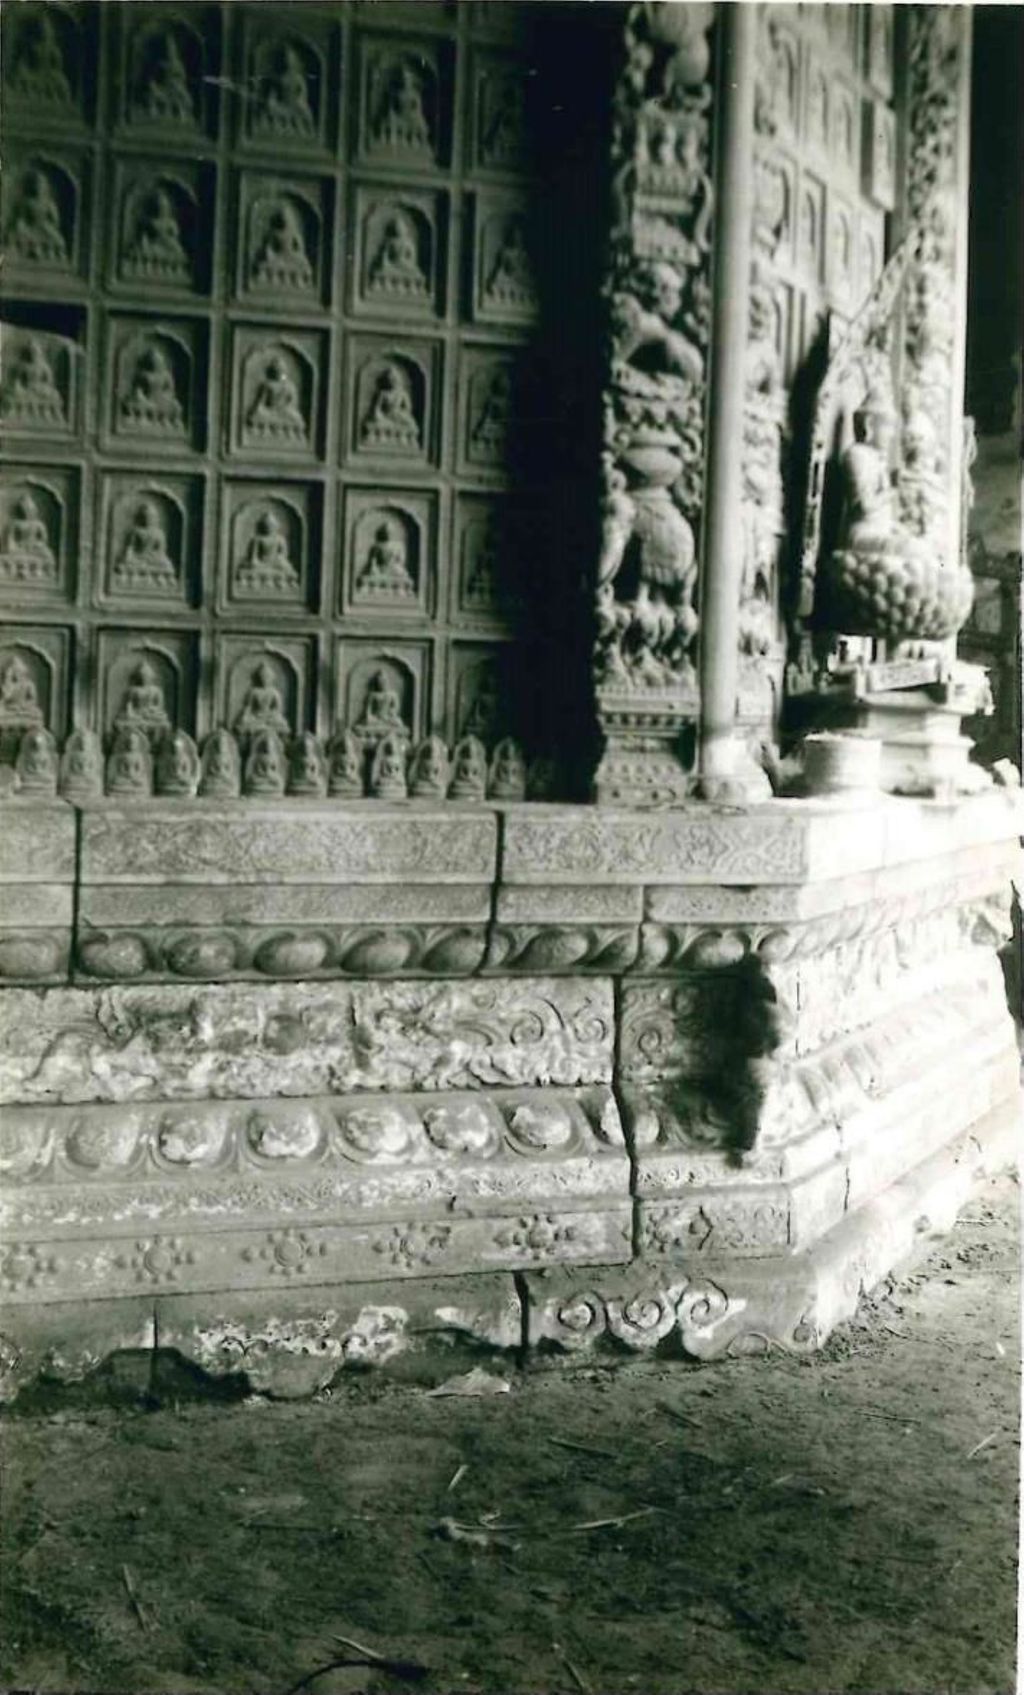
(0, 790), (1020, 1396)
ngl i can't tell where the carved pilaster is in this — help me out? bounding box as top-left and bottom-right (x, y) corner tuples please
(591, 3), (716, 805)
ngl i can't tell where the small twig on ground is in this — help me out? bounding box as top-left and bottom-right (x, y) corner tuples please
(446, 1463), (469, 1493)
(560, 1652), (592, 1692)
(966, 1431), (998, 1459)
(547, 1436), (616, 1460)
(657, 1402), (701, 1428)
(121, 1563), (149, 1631)
(860, 1410), (922, 1424)
(282, 1649), (429, 1695)
(331, 1632), (384, 1661)
(568, 1507), (658, 1533)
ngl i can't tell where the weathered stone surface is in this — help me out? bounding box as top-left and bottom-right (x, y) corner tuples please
(81, 883), (492, 927)
(153, 1276), (523, 1397)
(74, 921), (491, 982)
(0, 802), (75, 882)
(1, 1086), (630, 1238)
(0, 977), (615, 1105)
(0, 1298), (157, 1404)
(80, 805), (498, 885)
(501, 805), (809, 884)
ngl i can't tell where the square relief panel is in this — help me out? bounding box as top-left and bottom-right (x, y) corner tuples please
(470, 50), (534, 176)
(239, 11), (338, 156)
(236, 170), (333, 311)
(97, 629), (198, 741)
(114, 6), (220, 142)
(796, 172), (826, 285)
(341, 487), (437, 620)
(218, 635), (316, 739)
(350, 183), (447, 320)
(452, 493), (531, 624)
(219, 480), (322, 616)
(866, 5), (894, 100)
(333, 637), (431, 744)
(755, 149), (796, 271)
(110, 156), (215, 299)
(229, 324), (328, 461)
(0, 465), (80, 607)
(344, 333), (441, 468)
(827, 195), (858, 310)
(471, 195), (539, 326)
(2, 3), (96, 130)
(0, 624), (72, 740)
(803, 52), (831, 163)
(354, 32), (450, 173)
(2, 148), (90, 284)
(458, 344), (530, 479)
(103, 313), (207, 455)
(862, 100), (897, 212)
(447, 640), (515, 742)
(0, 318), (83, 441)
(96, 470), (204, 612)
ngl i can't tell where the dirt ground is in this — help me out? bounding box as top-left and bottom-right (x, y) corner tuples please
(2, 1169), (1020, 1695)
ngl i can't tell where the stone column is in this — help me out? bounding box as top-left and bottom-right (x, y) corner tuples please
(696, 4), (771, 802)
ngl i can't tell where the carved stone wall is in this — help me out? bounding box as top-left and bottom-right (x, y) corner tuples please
(0, 1), (572, 769)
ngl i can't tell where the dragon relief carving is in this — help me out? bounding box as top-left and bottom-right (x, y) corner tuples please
(595, 4), (713, 711)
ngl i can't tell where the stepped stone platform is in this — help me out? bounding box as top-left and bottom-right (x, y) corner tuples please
(0, 790), (1020, 1399)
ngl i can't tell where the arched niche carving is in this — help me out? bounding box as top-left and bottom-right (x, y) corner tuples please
(230, 496), (304, 603)
(108, 484), (184, 600)
(240, 340), (314, 451)
(118, 174), (196, 290)
(249, 33), (323, 144)
(351, 503), (420, 606)
(127, 16), (202, 131)
(4, 156), (76, 271)
(114, 329), (191, 441)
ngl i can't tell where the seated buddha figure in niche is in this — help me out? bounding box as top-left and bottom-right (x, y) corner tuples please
(247, 353), (306, 443)
(358, 517), (415, 599)
(236, 509), (300, 595)
(115, 658), (170, 743)
(252, 201), (313, 292)
(125, 187), (189, 283)
(121, 344), (184, 433)
(0, 492), (56, 582)
(114, 500), (177, 592)
(7, 167), (67, 265)
(356, 668), (408, 743)
(369, 211), (427, 297)
(259, 44), (315, 136)
(234, 660), (291, 740)
(12, 13), (72, 107)
(0, 655), (43, 725)
(136, 32), (194, 126)
(361, 362), (420, 451)
(376, 61), (430, 154)
(2, 337), (65, 425)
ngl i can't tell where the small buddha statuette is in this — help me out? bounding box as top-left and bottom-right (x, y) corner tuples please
(155, 728), (199, 796)
(0, 492), (57, 584)
(60, 728), (103, 801)
(113, 500), (178, 594)
(120, 345), (185, 434)
(234, 661), (291, 741)
(449, 735), (488, 800)
(123, 187), (190, 284)
(408, 735), (449, 799)
(1, 338), (65, 427)
(6, 168), (67, 267)
(251, 201), (314, 293)
(356, 518), (415, 599)
(199, 728), (241, 798)
(235, 509), (300, 596)
(16, 726), (58, 795)
(114, 659), (170, 747)
(246, 355), (306, 444)
(287, 732), (327, 797)
(369, 212), (427, 298)
(327, 729), (364, 798)
(244, 727), (287, 795)
(0, 655), (44, 727)
(105, 727), (153, 796)
(369, 731), (408, 800)
(488, 737), (527, 800)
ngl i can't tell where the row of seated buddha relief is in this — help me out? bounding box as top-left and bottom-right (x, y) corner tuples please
(0, 634), (530, 758)
(0, 474), (540, 622)
(3, 5), (537, 171)
(0, 321), (541, 464)
(2, 159), (541, 323)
